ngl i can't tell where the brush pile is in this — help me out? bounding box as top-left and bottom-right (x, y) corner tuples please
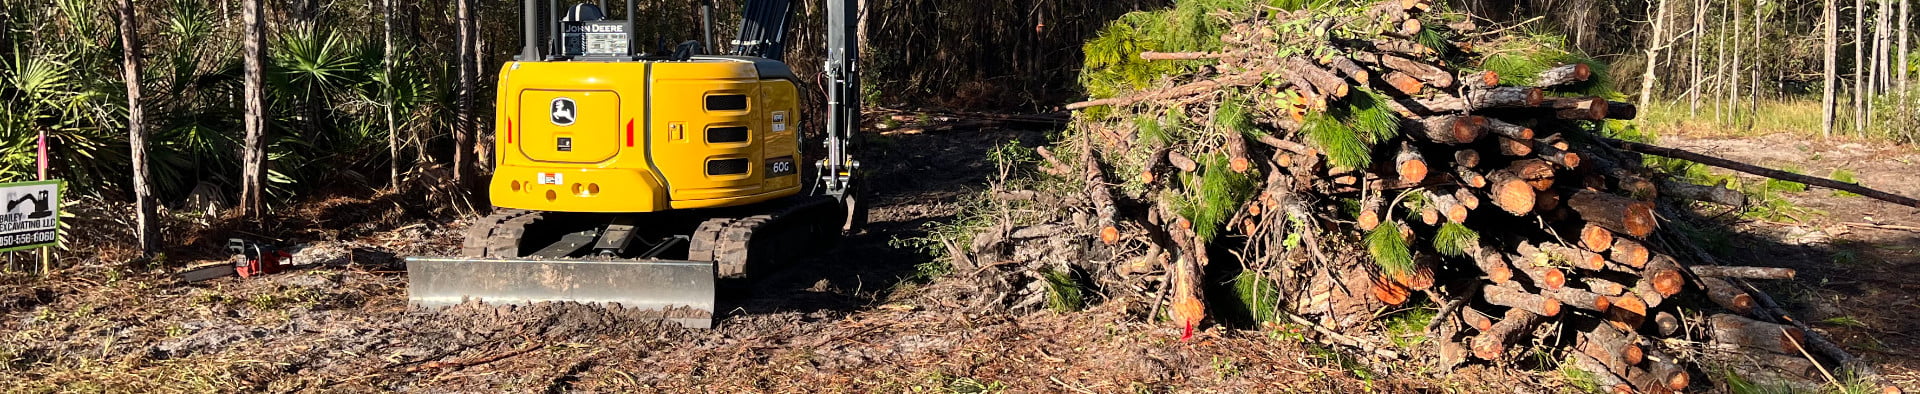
(941, 0), (1854, 391)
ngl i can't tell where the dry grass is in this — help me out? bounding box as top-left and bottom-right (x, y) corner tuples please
(1640, 95), (1920, 145)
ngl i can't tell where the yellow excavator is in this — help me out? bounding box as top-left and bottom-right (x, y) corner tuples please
(406, 0), (865, 328)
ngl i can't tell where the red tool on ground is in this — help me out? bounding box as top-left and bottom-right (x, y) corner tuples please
(181, 238), (292, 282)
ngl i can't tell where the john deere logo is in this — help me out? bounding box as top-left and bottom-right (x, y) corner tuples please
(550, 97), (577, 126)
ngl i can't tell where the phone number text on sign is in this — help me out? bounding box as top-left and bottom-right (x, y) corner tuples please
(0, 230), (54, 249)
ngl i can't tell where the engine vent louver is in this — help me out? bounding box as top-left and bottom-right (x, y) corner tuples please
(705, 94), (748, 111)
(706, 126), (749, 143)
(706, 158), (750, 176)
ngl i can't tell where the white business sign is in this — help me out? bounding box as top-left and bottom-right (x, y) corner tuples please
(0, 180), (59, 252)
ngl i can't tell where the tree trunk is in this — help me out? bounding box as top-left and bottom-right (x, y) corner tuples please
(385, 0), (399, 188)
(240, 0), (268, 218)
(1827, 0), (1841, 139)
(118, 0), (156, 255)
(1639, 0), (1669, 109)
(1858, 0), (1869, 133)
(473, 5), (493, 179)
(1875, 0), (1890, 94)
(1690, 0), (1705, 118)
(454, 0), (477, 204)
(1884, 0), (1896, 92)
(1716, 1), (1729, 123)
(1730, 0), (1743, 123)
(1901, 0), (1911, 99)
(1748, 0), (1761, 129)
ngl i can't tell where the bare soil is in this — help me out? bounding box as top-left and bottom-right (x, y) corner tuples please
(1659, 132), (1920, 388)
(3, 123), (1917, 392)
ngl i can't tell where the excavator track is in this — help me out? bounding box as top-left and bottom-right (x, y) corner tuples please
(461, 209), (541, 258)
(411, 197), (841, 328)
(689, 196), (841, 279)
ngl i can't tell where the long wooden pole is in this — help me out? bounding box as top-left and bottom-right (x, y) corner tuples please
(1608, 139), (1920, 208)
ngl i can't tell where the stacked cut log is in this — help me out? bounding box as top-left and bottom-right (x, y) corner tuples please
(1004, 0), (1847, 390)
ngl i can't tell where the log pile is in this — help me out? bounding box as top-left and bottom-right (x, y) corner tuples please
(949, 0), (1860, 390)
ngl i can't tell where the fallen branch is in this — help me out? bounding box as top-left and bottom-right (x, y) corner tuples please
(402, 341), (545, 373)
(1286, 312), (1401, 358)
(1840, 222), (1920, 233)
(1140, 51), (1240, 60)
(1690, 265), (1795, 280)
(1066, 72), (1270, 110)
(1608, 139), (1920, 208)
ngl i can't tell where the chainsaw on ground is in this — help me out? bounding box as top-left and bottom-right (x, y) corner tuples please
(181, 238), (293, 282)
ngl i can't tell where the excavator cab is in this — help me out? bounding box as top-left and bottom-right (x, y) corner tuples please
(406, 0), (863, 328)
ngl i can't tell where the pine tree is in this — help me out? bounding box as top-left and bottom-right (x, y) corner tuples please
(240, 0), (269, 217)
(118, 0), (156, 254)
(454, 0), (477, 205)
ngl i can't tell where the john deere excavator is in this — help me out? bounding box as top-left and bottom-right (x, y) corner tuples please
(405, 0), (864, 328)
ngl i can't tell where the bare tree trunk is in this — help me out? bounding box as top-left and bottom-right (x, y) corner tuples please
(385, 0), (399, 189)
(1874, 0), (1887, 94)
(1641, 0), (1670, 109)
(1748, 0), (1761, 129)
(454, 0), (477, 205)
(1829, 0), (1843, 139)
(1730, 0), (1743, 123)
(471, 3), (493, 181)
(1691, 0), (1705, 118)
(240, 0), (268, 218)
(1717, 1), (1729, 123)
(1901, 0), (1911, 97)
(1858, 0), (1869, 133)
(118, 0), (156, 256)
(1878, 0), (1894, 92)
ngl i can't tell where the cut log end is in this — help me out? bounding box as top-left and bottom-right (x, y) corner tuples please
(1490, 171), (1537, 216)
(1580, 224), (1615, 252)
(1397, 159), (1429, 185)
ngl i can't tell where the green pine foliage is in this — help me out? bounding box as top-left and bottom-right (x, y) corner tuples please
(1366, 222), (1415, 276)
(1415, 27), (1451, 58)
(1214, 94), (1258, 135)
(1079, 0), (1339, 102)
(1232, 271), (1281, 323)
(1173, 153), (1260, 242)
(1135, 114), (1172, 147)
(1302, 112), (1372, 168)
(1338, 89), (1403, 144)
(1432, 222), (1480, 257)
(1081, 12), (1188, 100)
(1398, 189), (1429, 209)
(1042, 268), (1086, 312)
(1303, 90), (1402, 169)
(1478, 32), (1612, 97)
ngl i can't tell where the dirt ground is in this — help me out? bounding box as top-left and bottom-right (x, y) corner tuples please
(1659, 132), (1920, 388)
(2, 121), (1917, 392)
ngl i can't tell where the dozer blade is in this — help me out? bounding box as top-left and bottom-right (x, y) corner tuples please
(405, 257), (716, 328)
